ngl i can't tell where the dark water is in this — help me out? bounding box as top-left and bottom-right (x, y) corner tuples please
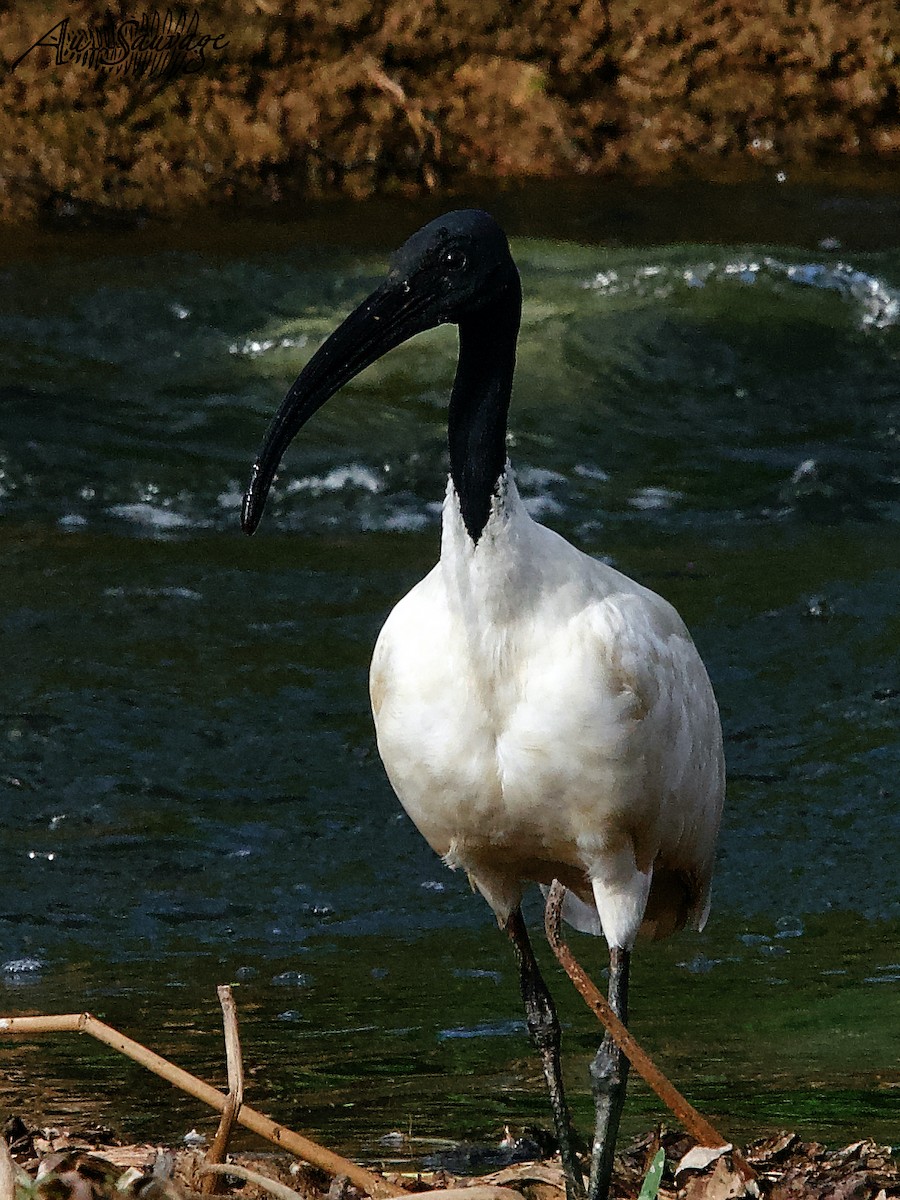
(1, 179), (899, 1159)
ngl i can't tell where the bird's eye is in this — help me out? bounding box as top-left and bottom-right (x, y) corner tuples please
(443, 248), (467, 273)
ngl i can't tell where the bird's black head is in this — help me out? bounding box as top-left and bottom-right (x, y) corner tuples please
(385, 209), (518, 326)
(241, 210), (520, 534)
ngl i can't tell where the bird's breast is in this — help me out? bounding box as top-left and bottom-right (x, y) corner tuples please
(368, 478), (723, 937)
(369, 564), (650, 869)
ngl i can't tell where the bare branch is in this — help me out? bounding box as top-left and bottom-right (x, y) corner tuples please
(0, 1011), (400, 1198)
(543, 880), (755, 1185)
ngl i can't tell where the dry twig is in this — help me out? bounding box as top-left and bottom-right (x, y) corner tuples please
(200, 1163), (304, 1200)
(200, 986), (246, 1195)
(0, 1010), (400, 1199)
(543, 881), (755, 1181)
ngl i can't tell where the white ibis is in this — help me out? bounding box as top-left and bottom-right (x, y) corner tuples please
(242, 211), (725, 1200)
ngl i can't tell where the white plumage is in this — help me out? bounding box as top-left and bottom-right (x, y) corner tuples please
(371, 470), (724, 952)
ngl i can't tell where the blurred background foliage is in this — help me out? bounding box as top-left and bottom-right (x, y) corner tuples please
(2, 0), (899, 223)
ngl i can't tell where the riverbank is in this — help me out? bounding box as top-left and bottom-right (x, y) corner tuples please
(1, 0), (899, 223)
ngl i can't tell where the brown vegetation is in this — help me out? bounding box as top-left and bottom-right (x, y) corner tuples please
(1, 0), (899, 222)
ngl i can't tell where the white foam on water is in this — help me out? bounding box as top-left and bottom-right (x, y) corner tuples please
(217, 484), (244, 510)
(522, 493), (565, 519)
(2, 957), (43, 975)
(628, 485), (681, 510)
(378, 509), (430, 532)
(229, 334), (308, 357)
(574, 462), (611, 482)
(285, 463), (383, 495)
(777, 258), (900, 328)
(583, 254), (900, 329)
(108, 502), (196, 529)
(515, 465), (568, 489)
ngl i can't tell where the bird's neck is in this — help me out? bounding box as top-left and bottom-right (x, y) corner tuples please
(440, 468), (536, 636)
(447, 282), (521, 543)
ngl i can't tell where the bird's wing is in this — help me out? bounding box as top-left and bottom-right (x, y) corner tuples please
(577, 580), (725, 941)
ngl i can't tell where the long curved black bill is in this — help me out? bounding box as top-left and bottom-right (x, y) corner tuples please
(242, 278), (432, 534)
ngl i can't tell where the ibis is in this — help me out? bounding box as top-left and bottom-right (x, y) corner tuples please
(242, 211), (725, 1200)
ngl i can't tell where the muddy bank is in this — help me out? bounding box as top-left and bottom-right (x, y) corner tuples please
(2, 1), (899, 222)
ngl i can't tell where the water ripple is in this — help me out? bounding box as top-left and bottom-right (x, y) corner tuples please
(584, 254), (900, 329)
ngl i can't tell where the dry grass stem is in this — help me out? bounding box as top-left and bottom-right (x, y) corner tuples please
(200, 986), (246, 1195)
(543, 880), (755, 1182)
(403, 1191), (526, 1200)
(219, 985), (245, 1103)
(0, 1010), (401, 1199)
(199, 1163), (305, 1200)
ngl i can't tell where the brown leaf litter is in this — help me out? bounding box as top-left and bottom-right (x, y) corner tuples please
(2, 1120), (898, 1200)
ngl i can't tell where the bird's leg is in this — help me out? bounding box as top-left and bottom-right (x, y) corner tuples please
(504, 907), (585, 1200)
(587, 945), (631, 1200)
